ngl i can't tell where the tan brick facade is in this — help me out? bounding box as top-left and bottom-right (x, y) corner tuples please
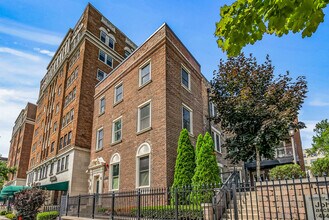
(88, 24), (228, 193)
(6, 102), (37, 186)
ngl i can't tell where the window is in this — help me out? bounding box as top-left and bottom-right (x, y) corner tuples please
(209, 102), (217, 117)
(58, 85), (61, 96)
(138, 101), (151, 132)
(57, 160), (60, 173)
(136, 143), (151, 188)
(59, 137), (63, 149)
(63, 134), (67, 146)
(181, 66), (190, 90)
(124, 50), (130, 58)
(51, 142), (55, 152)
(99, 50), (113, 67)
(50, 163), (54, 175)
(114, 83), (123, 103)
(97, 69), (106, 81)
(65, 155), (69, 170)
(139, 62), (151, 86)
(108, 37), (114, 49)
(112, 117), (122, 143)
(56, 103), (59, 113)
(212, 128), (221, 153)
(182, 105), (193, 133)
(100, 31), (106, 43)
(68, 131), (72, 145)
(61, 157), (65, 171)
(53, 122), (57, 132)
(100, 97), (105, 114)
(110, 153), (121, 191)
(96, 128), (104, 150)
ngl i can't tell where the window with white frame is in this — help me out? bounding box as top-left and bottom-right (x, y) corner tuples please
(110, 153), (120, 190)
(100, 30), (115, 49)
(139, 62), (151, 86)
(96, 128), (104, 150)
(114, 83), (123, 103)
(209, 102), (218, 117)
(212, 128), (222, 153)
(99, 50), (113, 67)
(181, 66), (190, 90)
(138, 101), (151, 132)
(182, 104), (193, 133)
(100, 97), (105, 114)
(137, 143), (151, 188)
(112, 117), (122, 143)
(97, 69), (106, 81)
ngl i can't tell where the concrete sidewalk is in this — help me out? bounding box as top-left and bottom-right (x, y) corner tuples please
(0, 216), (8, 220)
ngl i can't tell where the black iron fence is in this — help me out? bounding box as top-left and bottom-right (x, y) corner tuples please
(61, 174), (329, 219)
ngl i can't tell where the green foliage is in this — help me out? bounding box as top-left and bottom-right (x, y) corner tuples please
(172, 129), (196, 188)
(5, 213), (15, 219)
(195, 134), (203, 163)
(13, 188), (45, 220)
(310, 157), (329, 177)
(0, 161), (16, 189)
(307, 119), (329, 156)
(130, 205), (202, 219)
(193, 132), (221, 186)
(269, 164), (305, 180)
(211, 53), (307, 178)
(0, 210), (10, 215)
(215, 0), (328, 56)
(36, 211), (59, 220)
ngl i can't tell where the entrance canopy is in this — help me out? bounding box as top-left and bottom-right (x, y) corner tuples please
(0, 185), (29, 197)
(39, 181), (69, 191)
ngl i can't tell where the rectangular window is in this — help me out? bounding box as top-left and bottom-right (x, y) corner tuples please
(139, 62), (151, 86)
(53, 122), (57, 132)
(124, 50), (130, 58)
(59, 137), (63, 150)
(114, 83), (123, 103)
(57, 160), (60, 173)
(138, 102), (151, 132)
(96, 128), (104, 150)
(181, 67), (190, 89)
(139, 156), (149, 187)
(51, 142), (55, 152)
(67, 131), (72, 145)
(99, 50), (105, 62)
(108, 37), (114, 49)
(61, 157), (65, 171)
(212, 129), (221, 153)
(65, 155), (69, 170)
(182, 105), (192, 133)
(106, 54), (113, 67)
(97, 69), (106, 81)
(112, 164), (119, 190)
(50, 163), (54, 175)
(112, 118), (122, 143)
(100, 31), (106, 43)
(63, 134), (67, 147)
(100, 97), (105, 114)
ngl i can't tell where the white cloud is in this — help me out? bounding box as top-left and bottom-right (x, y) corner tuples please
(34, 48), (55, 57)
(309, 99), (329, 107)
(0, 47), (41, 61)
(300, 120), (317, 149)
(0, 19), (62, 45)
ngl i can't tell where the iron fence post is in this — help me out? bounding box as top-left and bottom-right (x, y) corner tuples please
(213, 192), (217, 220)
(137, 189), (141, 220)
(175, 188), (179, 220)
(65, 193), (69, 216)
(77, 195), (81, 217)
(92, 193), (96, 219)
(232, 183), (238, 220)
(111, 191), (115, 220)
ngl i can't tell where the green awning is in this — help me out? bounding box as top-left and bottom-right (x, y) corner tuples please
(39, 181), (69, 191)
(0, 186), (29, 196)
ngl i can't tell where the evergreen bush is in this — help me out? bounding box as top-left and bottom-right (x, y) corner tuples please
(269, 164), (305, 180)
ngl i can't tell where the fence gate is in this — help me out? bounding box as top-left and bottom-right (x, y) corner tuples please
(60, 195), (67, 217)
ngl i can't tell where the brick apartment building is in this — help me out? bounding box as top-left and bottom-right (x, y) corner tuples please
(25, 3), (137, 202)
(6, 102), (37, 186)
(87, 23), (228, 193)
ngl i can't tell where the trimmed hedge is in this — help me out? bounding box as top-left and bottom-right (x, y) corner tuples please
(5, 213), (15, 219)
(36, 211), (59, 220)
(269, 164), (306, 180)
(131, 205), (202, 219)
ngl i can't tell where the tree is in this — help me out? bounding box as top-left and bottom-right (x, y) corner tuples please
(269, 164), (305, 180)
(215, 0), (328, 56)
(211, 53), (307, 180)
(14, 188), (45, 220)
(172, 129), (196, 188)
(310, 157), (329, 177)
(195, 134), (203, 163)
(0, 161), (16, 189)
(192, 132), (221, 186)
(307, 119), (329, 156)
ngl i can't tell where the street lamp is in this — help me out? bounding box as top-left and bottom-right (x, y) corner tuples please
(289, 125), (297, 164)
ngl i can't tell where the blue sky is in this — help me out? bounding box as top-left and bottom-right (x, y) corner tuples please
(0, 1), (328, 157)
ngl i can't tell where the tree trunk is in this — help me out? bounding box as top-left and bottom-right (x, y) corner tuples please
(256, 147), (261, 181)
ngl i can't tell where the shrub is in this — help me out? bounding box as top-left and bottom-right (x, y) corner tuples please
(5, 213), (15, 219)
(269, 164), (306, 180)
(131, 205), (202, 219)
(36, 211), (59, 220)
(13, 188), (45, 220)
(0, 210), (9, 215)
(310, 157), (329, 177)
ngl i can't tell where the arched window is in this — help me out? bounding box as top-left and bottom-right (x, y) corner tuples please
(99, 28), (116, 50)
(124, 47), (132, 58)
(136, 143), (151, 188)
(110, 153), (120, 190)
